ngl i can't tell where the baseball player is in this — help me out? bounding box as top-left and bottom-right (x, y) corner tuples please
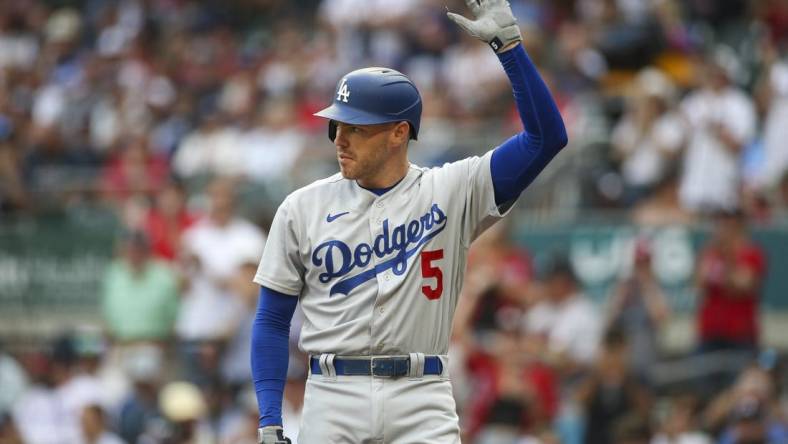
(252, 1), (567, 443)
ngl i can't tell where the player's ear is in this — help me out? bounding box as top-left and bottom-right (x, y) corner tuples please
(391, 121), (410, 145)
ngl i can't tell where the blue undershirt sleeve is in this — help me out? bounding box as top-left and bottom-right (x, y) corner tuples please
(251, 285), (299, 428)
(491, 43), (568, 207)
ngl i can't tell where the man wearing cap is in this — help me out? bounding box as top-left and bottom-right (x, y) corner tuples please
(251, 1), (568, 442)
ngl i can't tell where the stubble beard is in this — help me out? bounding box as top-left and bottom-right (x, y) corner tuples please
(340, 141), (389, 184)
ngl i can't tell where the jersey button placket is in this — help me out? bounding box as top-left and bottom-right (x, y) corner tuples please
(369, 201), (387, 354)
(375, 200), (385, 224)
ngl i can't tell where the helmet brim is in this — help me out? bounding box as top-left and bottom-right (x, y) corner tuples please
(314, 104), (417, 141)
(314, 103), (404, 126)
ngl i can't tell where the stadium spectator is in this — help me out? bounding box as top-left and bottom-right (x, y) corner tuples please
(441, 37), (511, 116)
(79, 404), (124, 444)
(576, 329), (652, 444)
(101, 230), (179, 343)
(751, 55), (788, 192)
(142, 180), (199, 262)
(12, 337), (83, 443)
(716, 396), (788, 444)
(0, 344), (28, 417)
(686, 0), (751, 47)
(0, 7), (39, 71)
(456, 222), (533, 338)
(99, 136), (169, 203)
(651, 395), (712, 444)
(176, 177), (265, 383)
(116, 345), (165, 444)
(151, 381), (215, 443)
(696, 210), (766, 355)
(577, 0), (664, 70)
(172, 113), (244, 180)
(607, 238), (670, 382)
(524, 255), (602, 373)
(553, 19), (609, 92)
(702, 365), (783, 437)
(632, 169), (696, 226)
(178, 177), (266, 286)
(758, 0), (788, 43)
(238, 98), (306, 186)
(54, 330), (125, 426)
(611, 67), (684, 202)
(678, 51), (757, 213)
(464, 329), (559, 444)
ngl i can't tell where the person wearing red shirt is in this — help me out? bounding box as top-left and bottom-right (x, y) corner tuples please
(100, 137), (169, 202)
(464, 335), (558, 441)
(697, 209), (766, 352)
(143, 180), (199, 261)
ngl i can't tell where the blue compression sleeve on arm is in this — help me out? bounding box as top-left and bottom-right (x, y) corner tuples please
(491, 44), (568, 207)
(251, 285), (298, 427)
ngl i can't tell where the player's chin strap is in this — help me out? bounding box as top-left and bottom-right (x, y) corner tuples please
(258, 425), (292, 444)
(446, 0), (522, 53)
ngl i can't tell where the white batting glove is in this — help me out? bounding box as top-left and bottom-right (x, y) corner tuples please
(258, 426), (292, 444)
(447, 0), (522, 53)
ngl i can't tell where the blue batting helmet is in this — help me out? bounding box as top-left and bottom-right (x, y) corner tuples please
(314, 67), (422, 142)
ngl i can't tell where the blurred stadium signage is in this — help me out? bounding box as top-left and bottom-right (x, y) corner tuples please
(518, 224), (788, 312)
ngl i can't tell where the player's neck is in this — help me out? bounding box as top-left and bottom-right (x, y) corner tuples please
(357, 158), (409, 189)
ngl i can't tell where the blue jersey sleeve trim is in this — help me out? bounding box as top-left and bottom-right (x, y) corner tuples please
(491, 44), (568, 206)
(251, 285), (298, 427)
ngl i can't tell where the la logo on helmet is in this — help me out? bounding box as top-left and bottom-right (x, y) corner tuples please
(336, 78), (350, 103)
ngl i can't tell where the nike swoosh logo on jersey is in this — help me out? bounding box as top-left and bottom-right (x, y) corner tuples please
(326, 212), (350, 223)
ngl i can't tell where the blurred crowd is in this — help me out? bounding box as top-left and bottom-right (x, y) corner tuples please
(447, 212), (784, 444)
(1, 0), (788, 443)
(0, 0), (787, 222)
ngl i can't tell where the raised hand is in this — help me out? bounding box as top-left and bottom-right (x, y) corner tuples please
(447, 0), (522, 53)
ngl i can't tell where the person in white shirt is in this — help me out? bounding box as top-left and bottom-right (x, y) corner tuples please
(524, 255), (601, 372)
(176, 178), (266, 382)
(679, 52), (756, 213)
(173, 114), (245, 178)
(751, 58), (788, 191)
(177, 177), (267, 342)
(612, 67), (685, 200)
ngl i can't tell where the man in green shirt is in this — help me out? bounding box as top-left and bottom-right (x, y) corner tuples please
(101, 231), (179, 342)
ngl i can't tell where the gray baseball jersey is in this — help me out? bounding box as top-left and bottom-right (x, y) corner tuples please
(254, 150), (509, 356)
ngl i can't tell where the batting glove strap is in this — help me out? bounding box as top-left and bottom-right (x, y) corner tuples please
(258, 426), (292, 444)
(447, 0), (522, 53)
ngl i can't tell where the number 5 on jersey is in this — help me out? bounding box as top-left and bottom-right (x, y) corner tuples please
(420, 249), (444, 300)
